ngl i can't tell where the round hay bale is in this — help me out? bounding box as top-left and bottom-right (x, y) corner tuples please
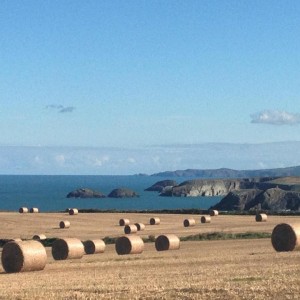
(183, 218), (196, 227)
(19, 207), (28, 213)
(9, 238), (22, 242)
(255, 213), (267, 222)
(209, 210), (219, 216)
(52, 238), (84, 260)
(1, 240), (47, 273)
(32, 234), (47, 241)
(59, 220), (70, 229)
(124, 224), (138, 234)
(155, 234), (180, 251)
(149, 217), (160, 225)
(115, 236), (144, 255)
(83, 239), (106, 255)
(134, 223), (145, 231)
(200, 216), (211, 223)
(69, 208), (78, 215)
(29, 207), (39, 213)
(119, 218), (130, 226)
(271, 223), (300, 252)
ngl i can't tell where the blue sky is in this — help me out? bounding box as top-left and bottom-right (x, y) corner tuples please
(1, 1), (300, 174)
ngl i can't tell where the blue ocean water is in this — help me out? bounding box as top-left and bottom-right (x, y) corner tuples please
(0, 175), (221, 212)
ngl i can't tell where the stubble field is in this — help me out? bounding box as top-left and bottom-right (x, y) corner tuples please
(0, 212), (299, 299)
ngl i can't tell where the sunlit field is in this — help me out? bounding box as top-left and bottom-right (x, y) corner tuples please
(0, 212), (299, 299)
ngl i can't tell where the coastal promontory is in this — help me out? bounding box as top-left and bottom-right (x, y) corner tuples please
(158, 176), (300, 211)
(145, 180), (178, 192)
(158, 176), (294, 197)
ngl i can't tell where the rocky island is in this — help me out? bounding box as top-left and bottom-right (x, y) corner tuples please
(66, 188), (106, 198)
(108, 188), (139, 198)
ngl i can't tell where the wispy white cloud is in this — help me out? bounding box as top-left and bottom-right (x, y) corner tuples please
(257, 161), (267, 169)
(127, 157), (136, 164)
(34, 155), (42, 164)
(54, 154), (65, 165)
(152, 156), (161, 165)
(251, 110), (300, 125)
(93, 156), (110, 167)
(46, 104), (76, 113)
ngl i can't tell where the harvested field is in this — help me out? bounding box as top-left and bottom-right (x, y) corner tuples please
(0, 212), (300, 299)
(1, 212), (299, 241)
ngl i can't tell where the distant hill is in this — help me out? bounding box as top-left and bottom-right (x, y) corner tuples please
(151, 166), (300, 178)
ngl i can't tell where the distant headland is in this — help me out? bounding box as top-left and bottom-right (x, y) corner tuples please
(151, 165), (300, 178)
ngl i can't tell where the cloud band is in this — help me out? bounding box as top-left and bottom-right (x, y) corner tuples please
(251, 110), (300, 125)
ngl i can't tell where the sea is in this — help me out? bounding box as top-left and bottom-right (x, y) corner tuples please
(0, 175), (221, 212)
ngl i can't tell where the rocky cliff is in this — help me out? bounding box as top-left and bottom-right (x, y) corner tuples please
(172, 179), (242, 197)
(211, 187), (300, 211)
(211, 189), (262, 211)
(159, 178), (275, 197)
(251, 188), (300, 211)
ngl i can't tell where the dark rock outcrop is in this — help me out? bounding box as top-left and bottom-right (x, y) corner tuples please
(66, 188), (106, 198)
(211, 187), (300, 211)
(211, 189), (262, 211)
(108, 188), (139, 198)
(145, 180), (178, 192)
(254, 188), (300, 211)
